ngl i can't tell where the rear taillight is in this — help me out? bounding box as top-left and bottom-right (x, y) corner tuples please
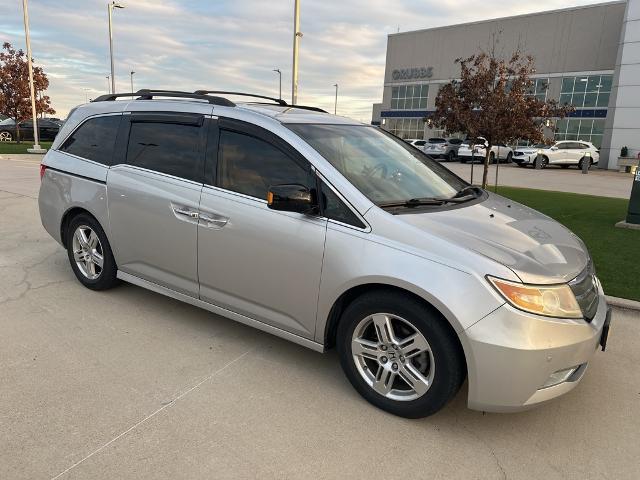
(40, 164), (47, 180)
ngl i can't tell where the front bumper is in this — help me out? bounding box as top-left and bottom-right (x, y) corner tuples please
(461, 283), (609, 412)
(513, 153), (536, 164)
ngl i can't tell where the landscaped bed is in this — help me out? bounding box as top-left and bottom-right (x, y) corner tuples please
(497, 186), (638, 301)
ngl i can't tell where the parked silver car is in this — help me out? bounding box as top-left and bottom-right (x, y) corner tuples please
(423, 137), (463, 161)
(38, 90), (610, 418)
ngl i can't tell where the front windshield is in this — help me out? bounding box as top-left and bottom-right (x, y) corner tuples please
(288, 124), (466, 205)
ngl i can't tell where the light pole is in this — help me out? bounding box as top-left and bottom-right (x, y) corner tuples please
(108, 2), (125, 94)
(21, 0), (45, 153)
(273, 68), (282, 100)
(83, 88), (90, 103)
(105, 75), (110, 93)
(130, 70), (135, 93)
(291, 0), (302, 104)
(333, 83), (338, 114)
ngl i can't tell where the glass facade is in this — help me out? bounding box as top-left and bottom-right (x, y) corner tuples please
(554, 118), (605, 147)
(559, 74), (612, 108)
(391, 84), (429, 110)
(385, 118), (425, 139)
(527, 78), (549, 101)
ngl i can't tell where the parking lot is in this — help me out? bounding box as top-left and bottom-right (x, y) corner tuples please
(1, 155), (639, 480)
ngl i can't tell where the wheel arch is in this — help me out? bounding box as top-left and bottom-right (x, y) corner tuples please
(322, 283), (466, 363)
(60, 206), (103, 247)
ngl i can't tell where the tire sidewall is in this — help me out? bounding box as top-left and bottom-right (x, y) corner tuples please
(337, 292), (464, 418)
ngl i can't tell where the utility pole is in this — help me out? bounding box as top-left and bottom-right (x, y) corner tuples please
(291, 0), (301, 104)
(333, 83), (338, 114)
(273, 68), (282, 100)
(108, 2), (125, 94)
(106, 75), (110, 93)
(21, 0), (45, 153)
(130, 70), (135, 93)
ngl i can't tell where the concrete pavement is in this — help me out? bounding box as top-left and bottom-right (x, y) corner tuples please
(1, 155), (639, 479)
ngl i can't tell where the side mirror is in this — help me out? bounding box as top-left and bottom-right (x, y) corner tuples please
(267, 184), (317, 214)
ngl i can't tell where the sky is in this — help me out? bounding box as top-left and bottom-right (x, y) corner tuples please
(2, 0), (606, 121)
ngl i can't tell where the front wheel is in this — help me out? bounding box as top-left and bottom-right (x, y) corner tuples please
(337, 291), (465, 418)
(506, 152), (513, 163)
(578, 157), (593, 170)
(0, 130), (13, 142)
(447, 151), (455, 162)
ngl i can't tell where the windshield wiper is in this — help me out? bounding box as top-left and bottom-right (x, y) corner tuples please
(379, 187), (484, 210)
(452, 185), (483, 199)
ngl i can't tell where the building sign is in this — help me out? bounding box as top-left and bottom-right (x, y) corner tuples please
(392, 66), (433, 81)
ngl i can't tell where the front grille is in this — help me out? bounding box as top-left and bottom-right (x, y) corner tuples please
(568, 261), (599, 321)
(513, 151), (524, 156)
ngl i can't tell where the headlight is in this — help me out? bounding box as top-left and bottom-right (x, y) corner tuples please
(488, 276), (583, 319)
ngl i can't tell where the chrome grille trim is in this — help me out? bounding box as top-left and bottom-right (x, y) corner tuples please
(568, 261), (599, 322)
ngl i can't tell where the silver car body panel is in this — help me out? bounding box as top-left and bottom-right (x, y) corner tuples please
(38, 98), (608, 413)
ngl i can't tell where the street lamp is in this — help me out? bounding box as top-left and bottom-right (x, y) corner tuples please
(291, 0), (302, 104)
(273, 68), (282, 100)
(105, 75), (110, 93)
(130, 70), (135, 93)
(21, 0), (45, 153)
(83, 88), (90, 103)
(108, 1), (125, 94)
(333, 83), (338, 114)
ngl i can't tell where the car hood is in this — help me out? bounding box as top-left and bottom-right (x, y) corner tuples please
(395, 193), (588, 284)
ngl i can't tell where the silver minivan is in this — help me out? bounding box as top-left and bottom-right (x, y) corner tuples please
(38, 90), (610, 418)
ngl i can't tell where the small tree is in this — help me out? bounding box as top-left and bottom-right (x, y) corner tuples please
(433, 50), (572, 188)
(0, 42), (55, 142)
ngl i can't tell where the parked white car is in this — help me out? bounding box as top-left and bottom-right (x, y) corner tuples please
(404, 138), (428, 151)
(457, 138), (513, 164)
(513, 141), (600, 169)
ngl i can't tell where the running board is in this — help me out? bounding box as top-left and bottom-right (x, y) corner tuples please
(116, 271), (325, 353)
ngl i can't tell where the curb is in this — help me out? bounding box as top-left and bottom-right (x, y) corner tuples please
(606, 295), (640, 311)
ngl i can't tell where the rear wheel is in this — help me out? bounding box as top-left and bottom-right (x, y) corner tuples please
(489, 152), (496, 164)
(66, 213), (119, 291)
(541, 156), (549, 168)
(447, 151), (455, 162)
(337, 291), (465, 418)
(0, 131), (13, 142)
(506, 152), (513, 163)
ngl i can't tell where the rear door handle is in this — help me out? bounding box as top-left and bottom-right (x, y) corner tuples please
(199, 212), (229, 229)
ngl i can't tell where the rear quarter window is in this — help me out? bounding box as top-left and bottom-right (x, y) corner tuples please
(59, 115), (121, 165)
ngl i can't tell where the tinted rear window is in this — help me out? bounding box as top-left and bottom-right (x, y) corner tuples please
(126, 121), (202, 182)
(428, 138), (446, 143)
(60, 115), (121, 165)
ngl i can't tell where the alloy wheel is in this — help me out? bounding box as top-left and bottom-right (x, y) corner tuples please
(0, 131), (12, 142)
(72, 225), (104, 280)
(351, 313), (435, 401)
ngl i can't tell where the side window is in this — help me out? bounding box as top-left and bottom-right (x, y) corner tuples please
(60, 115), (121, 165)
(218, 129), (310, 200)
(320, 182), (365, 228)
(126, 121), (202, 182)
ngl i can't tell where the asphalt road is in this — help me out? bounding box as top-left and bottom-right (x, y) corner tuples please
(1, 156), (639, 479)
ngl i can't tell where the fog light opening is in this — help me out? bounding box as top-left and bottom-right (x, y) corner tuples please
(541, 366), (578, 389)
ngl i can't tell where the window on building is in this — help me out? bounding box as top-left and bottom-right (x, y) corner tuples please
(391, 84), (428, 110)
(385, 117), (425, 139)
(558, 75), (612, 109)
(554, 118), (605, 148)
(526, 78), (549, 101)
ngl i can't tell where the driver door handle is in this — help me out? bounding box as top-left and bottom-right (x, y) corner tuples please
(199, 211), (229, 229)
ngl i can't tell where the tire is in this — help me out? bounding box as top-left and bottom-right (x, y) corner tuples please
(489, 152), (496, 164)
(337, 290), (465, 418)
(541, 156), (549, 169)
(506, 152), (513, 164)
(66, 213), (119, 291)
(447, 151), (455, 162)
(0, 130), (13, 142)
(578, 157), (592, 170)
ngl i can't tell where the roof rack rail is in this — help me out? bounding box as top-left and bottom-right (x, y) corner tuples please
(92, 89), (235, 107)
(194, 90), (288, 106)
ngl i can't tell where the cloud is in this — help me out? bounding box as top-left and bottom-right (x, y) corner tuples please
(1, 0), (604, 121)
